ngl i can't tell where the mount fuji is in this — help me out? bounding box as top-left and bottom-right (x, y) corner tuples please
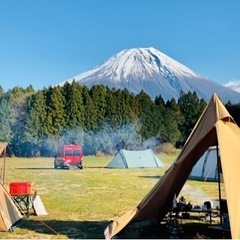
(60, 47), (240, 103)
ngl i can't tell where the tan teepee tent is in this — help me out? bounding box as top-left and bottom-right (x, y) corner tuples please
(0, 142), (23, 231)
(0, 183), (23, 231)
(104, 93), (240, 239)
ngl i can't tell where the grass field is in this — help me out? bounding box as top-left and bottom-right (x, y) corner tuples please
(0, 153), (225, 239)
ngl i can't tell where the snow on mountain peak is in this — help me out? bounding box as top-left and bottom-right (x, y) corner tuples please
(64, 47), (199, 85)
(112, 47), (199, 79)
(59, 47), (240, 103)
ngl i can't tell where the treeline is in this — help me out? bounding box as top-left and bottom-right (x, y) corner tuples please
(0, 81), (240, 157)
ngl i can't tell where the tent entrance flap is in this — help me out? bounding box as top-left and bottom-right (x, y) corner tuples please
(189, 146), (222, 182)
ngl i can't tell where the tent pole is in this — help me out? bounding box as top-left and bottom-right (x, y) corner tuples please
(2, 146), (6, 185)
(216, 144), (222, 225)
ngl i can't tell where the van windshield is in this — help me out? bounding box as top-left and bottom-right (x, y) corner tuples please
(73, 150), (81, 156)
(64, 149), (81, 156)
(65, 150), (72, 156)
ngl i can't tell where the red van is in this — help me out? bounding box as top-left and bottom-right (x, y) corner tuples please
(54, 144), (83, 169)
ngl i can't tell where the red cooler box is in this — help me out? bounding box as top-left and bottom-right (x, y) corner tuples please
(9, 181), (33, 196)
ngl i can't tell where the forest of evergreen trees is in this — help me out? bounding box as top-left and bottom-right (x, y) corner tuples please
(0, 81), (240, 157)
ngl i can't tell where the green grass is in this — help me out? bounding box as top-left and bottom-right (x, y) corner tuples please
(0, 153), (225, 239)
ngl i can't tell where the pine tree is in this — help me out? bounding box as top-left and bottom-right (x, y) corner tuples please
(25, 90), (48, 142)
(225, 101), (240, 126)
(0, 97), (12, 142)
(90, 85), (107, 129)
(63, 81), (85, 129)
(119, 89), (139, 126)
(105, 88), (119, 128)
(135, 90), (159, 140)
(82, 86), (98, 130)
(45, 86), (66, 136)
(6, 87), (35, 156)
(0, 85), (4, 97)
(178, 91), (205, 143)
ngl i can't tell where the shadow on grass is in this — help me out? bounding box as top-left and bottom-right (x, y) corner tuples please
(15, 218), (110, 239)
(188, 178), (218, 183)
(138, 175), (162, 179)
(16, 167), (55, 170)
(14, 219), (231, 239)
(118, 222), (231, 239)
(16, 167), (108, 170)
(84, 166), (108, 169)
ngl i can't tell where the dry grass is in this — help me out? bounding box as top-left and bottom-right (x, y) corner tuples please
(0, 153), (225, 239)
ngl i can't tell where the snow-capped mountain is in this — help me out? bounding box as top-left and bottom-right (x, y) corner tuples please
(60, 47), (240, 103)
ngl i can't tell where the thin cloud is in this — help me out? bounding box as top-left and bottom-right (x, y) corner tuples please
(224, 79), (240, 93)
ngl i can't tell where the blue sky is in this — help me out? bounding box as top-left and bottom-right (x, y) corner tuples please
(1, 0), (240, 92)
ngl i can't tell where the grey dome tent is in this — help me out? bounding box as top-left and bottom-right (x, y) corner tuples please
(189, 146), (221, 181)
(107, 149), (164, 168)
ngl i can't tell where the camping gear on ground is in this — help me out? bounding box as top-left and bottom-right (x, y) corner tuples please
(10, 181), (37, 217)
(107, 149), (164, 168)
(33, 195), (47, 216)
(204, 201), (211, 210)
(167, 218), (184, 238)
(222, 214), (230, 229)
(210, 199), (220, 209)
(10, 181), (34, 196)
(104, 93), (240, 239)
(9, 181), (47, 217)
(181, 212), (190, 219)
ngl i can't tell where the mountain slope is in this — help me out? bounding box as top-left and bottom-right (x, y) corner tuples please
(60, 47), (240, 103)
